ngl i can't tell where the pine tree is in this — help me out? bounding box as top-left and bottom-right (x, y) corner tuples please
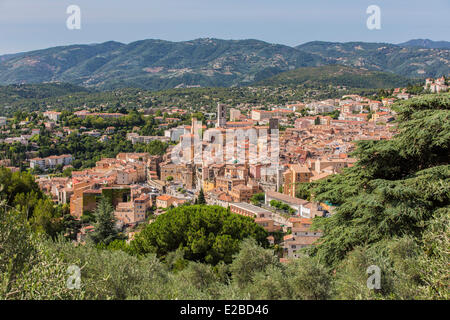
(90, 197), (122, 246)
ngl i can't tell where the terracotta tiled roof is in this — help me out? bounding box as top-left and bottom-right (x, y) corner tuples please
(157, 195), (172, 201)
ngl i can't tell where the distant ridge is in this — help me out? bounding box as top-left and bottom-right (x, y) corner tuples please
(0, 38), (323, 91)
(296, 41), (449, 79)
(398, 39), (450, 50)
(0, 38), (448, 91)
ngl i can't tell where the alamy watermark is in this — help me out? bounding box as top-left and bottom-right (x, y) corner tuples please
(366, 265), (381, 289)
(366, 5), (381, 30)
(67, 264), (81, 289)
(66, 5), (81, 30)
(64, 5), (380, 32)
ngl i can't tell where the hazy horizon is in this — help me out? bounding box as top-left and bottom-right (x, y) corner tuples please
(2, 37), (450, 57)
(0, 0), (449, 55)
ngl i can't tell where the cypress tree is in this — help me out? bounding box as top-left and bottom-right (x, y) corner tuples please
(197, 188), (206, 205)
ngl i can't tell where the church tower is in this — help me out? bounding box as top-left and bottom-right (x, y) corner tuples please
(216, 103), (227, 128)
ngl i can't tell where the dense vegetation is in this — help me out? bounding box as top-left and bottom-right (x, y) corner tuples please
(257, 65), (413, 88)
(0, 83), (90, 105)
(0, 167), (73, 238)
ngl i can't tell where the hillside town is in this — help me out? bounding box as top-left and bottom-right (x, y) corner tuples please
(1, 0), (449, 302)
(0, 78), (447, 261)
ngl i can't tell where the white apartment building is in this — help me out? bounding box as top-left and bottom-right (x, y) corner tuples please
(30, 154), (73, 170)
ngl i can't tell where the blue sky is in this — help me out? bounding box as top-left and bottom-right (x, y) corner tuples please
(0, 0), (449, 55)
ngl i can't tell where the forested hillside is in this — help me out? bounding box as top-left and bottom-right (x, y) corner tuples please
(0, 38), (323, 90)
(297, 41), (450, 78)
(256, 65), (412, 88)
(0, 38), (448, 91)
(0, 83), (90, 105)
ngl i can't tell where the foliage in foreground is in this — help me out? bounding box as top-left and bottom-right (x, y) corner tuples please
(1, 212), (446, 300)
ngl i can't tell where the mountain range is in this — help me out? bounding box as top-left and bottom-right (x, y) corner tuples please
(296, 41), (449, 79)
(0, 38), (448, 91)
(398, 39), (450, 49)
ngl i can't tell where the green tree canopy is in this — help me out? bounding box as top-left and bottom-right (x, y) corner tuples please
(131, 205), (269, 265)
(146, 140), (168, 156)
(250, 192), (265, 205)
